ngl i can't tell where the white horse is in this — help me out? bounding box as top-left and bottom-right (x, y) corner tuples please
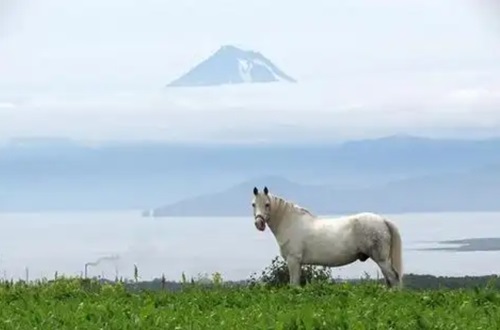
(251, 186), (403, 288)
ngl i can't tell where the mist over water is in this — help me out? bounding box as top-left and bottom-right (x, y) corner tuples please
(0, 210), (499, 282)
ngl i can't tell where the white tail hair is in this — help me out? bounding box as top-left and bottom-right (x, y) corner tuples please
(384, 218), (403, 288)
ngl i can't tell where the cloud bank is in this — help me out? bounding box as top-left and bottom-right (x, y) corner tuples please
(1, 78), (499, 144)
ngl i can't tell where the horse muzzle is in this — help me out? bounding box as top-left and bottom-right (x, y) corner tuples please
(254, 215), (267, 231)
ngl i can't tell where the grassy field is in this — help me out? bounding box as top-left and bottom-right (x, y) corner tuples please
(0, 278), (499, 329)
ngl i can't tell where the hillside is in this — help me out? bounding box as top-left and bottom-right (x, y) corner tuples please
(0, 278), (495, 329)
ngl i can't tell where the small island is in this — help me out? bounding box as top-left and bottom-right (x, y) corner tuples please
(419, 238), (500, 252)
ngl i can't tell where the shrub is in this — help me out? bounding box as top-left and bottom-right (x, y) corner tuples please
(250, 256), (334, 287)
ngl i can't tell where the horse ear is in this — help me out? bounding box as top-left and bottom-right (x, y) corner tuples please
(263, 186), (269, 195)
(253, 187), (258, 195)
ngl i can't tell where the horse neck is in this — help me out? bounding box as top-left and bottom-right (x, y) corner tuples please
(267, 195), (313, 235)
(267, 195), (287, 232)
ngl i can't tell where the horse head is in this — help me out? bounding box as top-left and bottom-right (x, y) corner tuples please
(251, 186), (271, 231)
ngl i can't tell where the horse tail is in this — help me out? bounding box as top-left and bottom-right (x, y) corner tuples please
(384, 218), (403, 287)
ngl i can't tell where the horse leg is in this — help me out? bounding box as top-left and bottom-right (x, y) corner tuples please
(286, 256), (301, 286)
(367, 224), (401, 289)
(375, 259), (400, 288)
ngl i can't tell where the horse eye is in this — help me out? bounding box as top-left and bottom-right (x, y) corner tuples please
(265, 203), (270, 208)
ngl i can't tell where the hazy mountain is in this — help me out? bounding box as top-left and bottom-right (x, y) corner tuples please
(148, 176), (304, 217)
(166, 45), (296, 87)
(3, 135), (500, 177)
(151, 164), (500, 217)
(1, 135), (500, 212)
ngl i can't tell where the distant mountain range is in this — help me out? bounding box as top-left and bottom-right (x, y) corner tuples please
(166, 45), (296, 87)
(1, 135), (500, 213)
(149, 164), (500, 217)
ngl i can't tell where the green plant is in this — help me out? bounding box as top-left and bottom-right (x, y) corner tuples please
(250, 256), (334, 287)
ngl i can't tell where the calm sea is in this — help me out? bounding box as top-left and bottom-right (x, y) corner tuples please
(0, 211), (498, 281)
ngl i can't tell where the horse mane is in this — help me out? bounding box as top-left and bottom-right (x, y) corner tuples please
(270, 194), (316, 218)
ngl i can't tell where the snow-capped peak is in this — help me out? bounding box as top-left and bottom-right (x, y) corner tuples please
(167, 45), (296, 87)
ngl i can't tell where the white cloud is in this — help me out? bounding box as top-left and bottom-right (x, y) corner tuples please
(444, 88), (500, 105)
(0, 102), (15, 109)
(1, 76), (499, 143)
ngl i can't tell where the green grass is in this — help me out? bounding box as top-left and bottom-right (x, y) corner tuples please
(0, 278), (499, 329)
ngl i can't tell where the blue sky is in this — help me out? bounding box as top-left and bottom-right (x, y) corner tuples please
(0, 0), (499, 143)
